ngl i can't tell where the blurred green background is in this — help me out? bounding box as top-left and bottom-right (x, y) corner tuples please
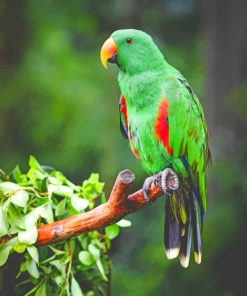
(0, 0), (247, 295)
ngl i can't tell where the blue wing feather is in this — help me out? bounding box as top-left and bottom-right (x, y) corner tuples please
(119, 95), (129, 140)
(181, 156), (205, 229)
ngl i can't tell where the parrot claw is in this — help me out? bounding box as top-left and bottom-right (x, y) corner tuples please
(142, 174), (159, 205)
(142, 169), (179, 204)
(160, 168), (179, 194)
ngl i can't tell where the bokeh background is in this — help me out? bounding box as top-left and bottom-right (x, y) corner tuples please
(1, 0), (247, 295)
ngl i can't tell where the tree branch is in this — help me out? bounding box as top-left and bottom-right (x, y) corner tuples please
(1, 170), (164, 246)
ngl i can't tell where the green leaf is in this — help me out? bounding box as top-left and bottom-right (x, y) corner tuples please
(48, 184), (73, 197)
(0, 237), (17, 267)
(10, 190), (29, 208)
(116, 219), (132, 227)
(27, 168), (46, 181)
(105, 224), (120, 240)
(29, 155), (42, 171)
(35, 283), (46, 296)
(12, 165), (23, 183)
(54, 275), (64, 286)
(96, 259), (108, 281)
(18, 226), (38, 245)
(52, 171), (66, 183)
(71, 277), (84, 296)
(88, 244), (100, 260)
(55, 199), (67, 216)
(78, 235), (88, 250)
(65, 179), (80, 191)
(82, 173), (104, 195)
(8, 223), (18, 235)
(26, 258), (39, 279)
(8, 203), (25, 229)
(0, 205), (8, 236)
(0, 182), (20, 194)
(19, 261), (27, 272)
(24, 206), (44, 226)
(14, 242), (27, 253)
(48, 176), (63, 186)
(50, 260), (66, 276)
(41, 204), (54, 223)
(79, 251), (94, 266)
(40, 177), (48, 192)
(0, 243), (12, 266)
(71, 195), (89, 212)
(27, 246), (39, 263)
(48, 245), (65, 255)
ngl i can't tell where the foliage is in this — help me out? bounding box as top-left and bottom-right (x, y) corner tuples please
(0, 156), (131, 295)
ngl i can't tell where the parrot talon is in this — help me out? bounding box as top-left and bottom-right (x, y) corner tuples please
(142, 175), (159, 205)
(143, 169), (179, 203)
(143, 189), (152, 206)
(161, 168), (179, 194)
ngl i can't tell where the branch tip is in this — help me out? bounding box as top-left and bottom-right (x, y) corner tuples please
(118, 169), (135, 184)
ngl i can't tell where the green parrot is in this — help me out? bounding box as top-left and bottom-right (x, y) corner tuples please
(100, 29), (211, 268)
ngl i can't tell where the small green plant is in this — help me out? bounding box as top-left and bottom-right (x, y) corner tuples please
(0, 156), (131, 295)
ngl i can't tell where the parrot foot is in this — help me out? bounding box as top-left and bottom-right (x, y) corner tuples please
(142, 174), (160, 205)
(160, 168), (179, 193)
(142, 168), (179, 204)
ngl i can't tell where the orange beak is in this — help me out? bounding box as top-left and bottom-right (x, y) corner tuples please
(100, 37), (118, 69)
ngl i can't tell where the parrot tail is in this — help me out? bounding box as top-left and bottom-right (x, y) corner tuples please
(164, 196), (181, 260)
(164, 184), (202, 268)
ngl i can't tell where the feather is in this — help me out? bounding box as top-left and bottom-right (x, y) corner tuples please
(119, 95), (128, 139)
(168, 76), (210, 215)
(154, 98), (173, 155)
(190, 194), (202, 264)
(179, 197), (192, 268)
(181, 156), (205, 228)
(164, 197), (181, 259)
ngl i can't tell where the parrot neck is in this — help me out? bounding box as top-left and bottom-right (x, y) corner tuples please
(117, 62), (174, 110)
(119, 54), (168, 76)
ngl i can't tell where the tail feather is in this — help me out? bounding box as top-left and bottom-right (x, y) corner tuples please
(181, 156), (205, 228)
(164, 187), (202, 267)
(190, 193), (202, 264)
(164, 197), (181, 259)
(179, 198), (192, 268)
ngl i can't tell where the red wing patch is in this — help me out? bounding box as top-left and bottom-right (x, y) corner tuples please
(154, 98), (173, 155)
(119, 95), (128, 129)
(120, 95), (139, 159)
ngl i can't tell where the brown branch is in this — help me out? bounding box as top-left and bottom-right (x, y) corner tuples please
(1, 170), (164, 246)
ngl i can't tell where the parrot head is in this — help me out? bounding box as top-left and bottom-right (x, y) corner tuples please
(100, 29), (165, 74)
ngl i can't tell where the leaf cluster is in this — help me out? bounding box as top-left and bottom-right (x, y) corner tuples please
(0, 156), (131, 295)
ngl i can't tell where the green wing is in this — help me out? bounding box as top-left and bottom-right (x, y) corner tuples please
(166, 75), (211, 212)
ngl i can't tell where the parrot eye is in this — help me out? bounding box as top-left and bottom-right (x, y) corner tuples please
(126, 38), (132, 44)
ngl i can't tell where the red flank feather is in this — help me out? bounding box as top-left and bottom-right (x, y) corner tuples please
(154, 98), (173, 155)
(120, 95), (128, 130)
